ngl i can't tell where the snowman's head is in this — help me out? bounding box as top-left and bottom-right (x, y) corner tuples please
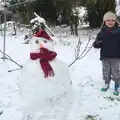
(30, 30), (54, 53)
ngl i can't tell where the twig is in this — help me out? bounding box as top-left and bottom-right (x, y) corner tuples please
(78, 35), (91, 58)
(0, 49), (23, 72)
(0, 111), (3, 115)
(0, 49), (11, 59)
(76, 37), (82, 58)
(69, 35), (93, 67)
(8, 67), (23, 72)
(69, 37), (82, 67)
(79, 46), (93, 59)
(68, 58), (78, 67)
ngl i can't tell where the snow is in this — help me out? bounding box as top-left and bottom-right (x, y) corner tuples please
(0, 24), (120, 120)
(75, 6), (86, 18)
(30, 16), (45, 24)
(116, 0), (120, 16)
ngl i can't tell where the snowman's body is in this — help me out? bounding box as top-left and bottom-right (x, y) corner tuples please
(19, 30), (73, 120)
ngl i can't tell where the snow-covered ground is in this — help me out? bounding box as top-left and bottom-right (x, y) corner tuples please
(0, 24), (120, 120)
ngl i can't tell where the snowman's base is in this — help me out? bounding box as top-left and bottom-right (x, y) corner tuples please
(21, 90), (73, 120)
(19, 59), (73, 120)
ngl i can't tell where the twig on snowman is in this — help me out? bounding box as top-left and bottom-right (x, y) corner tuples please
(69, 35), (93, 67)
(0, 111), (3, 115)
(0, 49), (23, 72)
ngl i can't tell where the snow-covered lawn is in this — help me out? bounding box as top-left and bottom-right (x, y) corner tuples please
(0, 25), (120, 120)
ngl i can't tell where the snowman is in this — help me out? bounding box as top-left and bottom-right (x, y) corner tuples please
(19, 29), (73, 120)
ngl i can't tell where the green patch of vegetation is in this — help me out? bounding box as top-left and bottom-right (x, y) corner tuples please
(85, 115), (98, 120)
(104, 96), (120, 101)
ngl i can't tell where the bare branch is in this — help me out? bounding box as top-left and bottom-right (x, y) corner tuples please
(79, 46), (92, 59)
(75, 37), (82, 59)
(68, 57), (78, 67)
(78, 35), (91, 59)
(76, 37), (82, 58)
(0, 49), (23, 68)
(69, 34), (93, 67)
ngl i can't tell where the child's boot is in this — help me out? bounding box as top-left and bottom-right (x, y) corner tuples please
(113, 82), (119, 96)
(101, 83), (109, 92)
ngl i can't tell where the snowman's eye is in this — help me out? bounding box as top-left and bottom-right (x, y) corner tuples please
(35, 40), (39, 44)
(44, 40), (47, 43)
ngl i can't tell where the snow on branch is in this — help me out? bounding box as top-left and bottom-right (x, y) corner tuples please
(30, 13), (46, 24)
(32, 12), (54, 36)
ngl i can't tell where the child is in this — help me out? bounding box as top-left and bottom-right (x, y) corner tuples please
(93, 11), (120, 96)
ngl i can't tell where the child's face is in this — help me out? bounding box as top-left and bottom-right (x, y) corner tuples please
(105, 20), (116, 28)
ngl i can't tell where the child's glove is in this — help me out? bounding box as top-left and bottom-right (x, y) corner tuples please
(95, 40), (102, 44)
(92, 40), (103, 48)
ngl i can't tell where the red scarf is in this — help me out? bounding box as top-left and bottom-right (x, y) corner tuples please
(30, 48), (57, 78)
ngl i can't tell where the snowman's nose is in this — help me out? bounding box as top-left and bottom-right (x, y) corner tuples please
(40, 43), (44, 48)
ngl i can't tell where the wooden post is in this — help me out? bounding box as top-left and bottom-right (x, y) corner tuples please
(3, 0), (7, 61)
